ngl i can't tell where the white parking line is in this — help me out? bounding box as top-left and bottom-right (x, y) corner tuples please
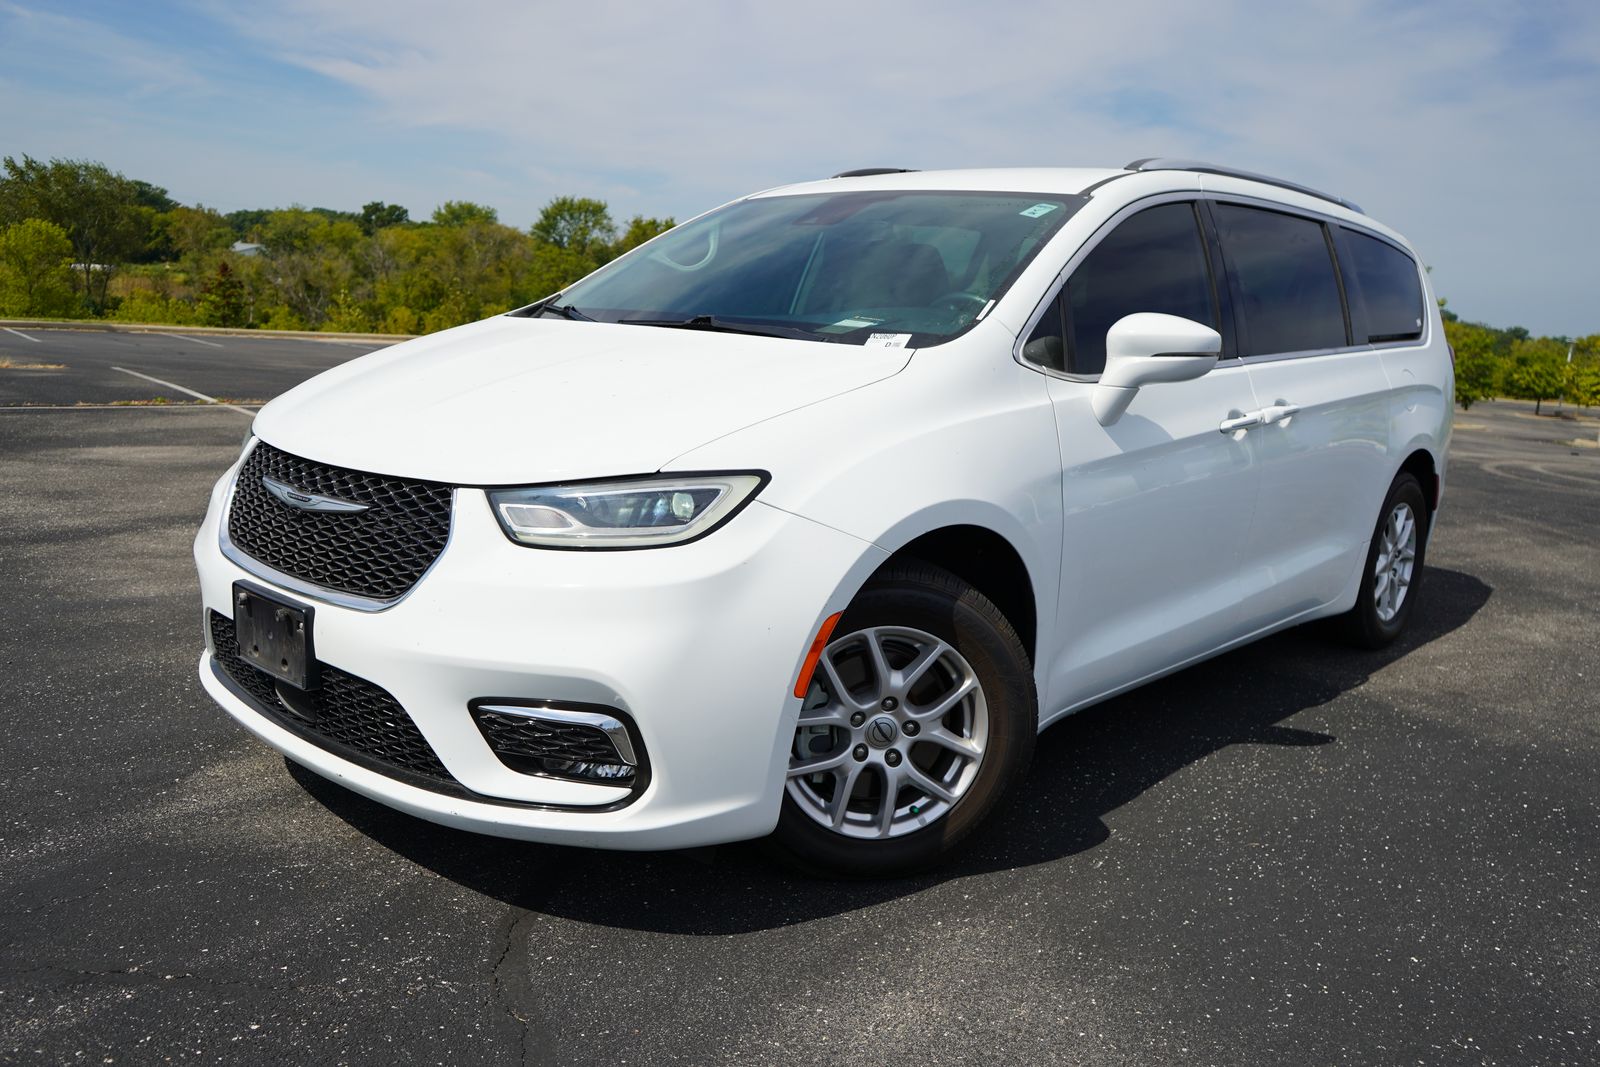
(3, 327), (41, 343)
(110, 366), (255, 416)
(159, 332), (225, 348)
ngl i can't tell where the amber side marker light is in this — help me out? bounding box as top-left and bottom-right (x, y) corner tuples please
(793, 611), (844, 699)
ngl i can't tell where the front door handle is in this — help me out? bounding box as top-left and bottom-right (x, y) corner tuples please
(1260, 402), (1302, 425)
(1219, 411), (1264, 434)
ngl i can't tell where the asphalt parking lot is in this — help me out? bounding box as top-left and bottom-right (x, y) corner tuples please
(2, 327), (1596, 1065)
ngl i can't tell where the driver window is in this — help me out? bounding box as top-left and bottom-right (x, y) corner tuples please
(1063, 202), (1218, 376)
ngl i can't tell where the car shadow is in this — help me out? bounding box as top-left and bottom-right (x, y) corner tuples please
(286, 566), (1491, 934)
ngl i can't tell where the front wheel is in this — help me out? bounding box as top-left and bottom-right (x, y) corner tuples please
(770, 563), (1035, 877)
(1335, 471), (1430, 649)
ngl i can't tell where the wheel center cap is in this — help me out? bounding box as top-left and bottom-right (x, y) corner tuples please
(865, 716), (900, 748)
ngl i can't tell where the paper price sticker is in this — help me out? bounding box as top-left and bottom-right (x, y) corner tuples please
(864, 333), (913, 349)
(819, 316), (884, 335)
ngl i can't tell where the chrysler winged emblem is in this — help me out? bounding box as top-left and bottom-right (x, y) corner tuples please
(262, 474), (370, 514)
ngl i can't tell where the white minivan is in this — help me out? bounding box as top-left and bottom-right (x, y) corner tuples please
(195, 161), (1451, 875)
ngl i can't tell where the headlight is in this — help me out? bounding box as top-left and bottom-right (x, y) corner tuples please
(487, 472), (767, 549)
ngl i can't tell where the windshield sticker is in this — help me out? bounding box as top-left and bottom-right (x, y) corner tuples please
(819, 316), (883, 334)
(863, 333), (912, 349)
(1018, 203), (1060, 218)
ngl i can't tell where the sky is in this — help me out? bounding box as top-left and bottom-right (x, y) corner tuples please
(1, 0), (1597, 335)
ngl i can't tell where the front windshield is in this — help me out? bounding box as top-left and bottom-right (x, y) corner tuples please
(545, 189), (1084, 346)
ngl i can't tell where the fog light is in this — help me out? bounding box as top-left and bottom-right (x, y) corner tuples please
(541, 758), (635, 781)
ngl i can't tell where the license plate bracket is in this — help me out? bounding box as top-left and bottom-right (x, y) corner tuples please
(233, 582), (316, 690)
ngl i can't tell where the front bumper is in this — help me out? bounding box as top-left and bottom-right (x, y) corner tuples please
(194, 459), (885, 850)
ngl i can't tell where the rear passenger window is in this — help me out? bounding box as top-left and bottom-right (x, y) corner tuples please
(1343, 230), (1424, 342)
(1213, 204), (1348, 355)
(1061, 203), (1217, 376)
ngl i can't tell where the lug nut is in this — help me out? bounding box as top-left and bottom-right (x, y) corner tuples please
(885, 750), (902, 766)
(849, 711), (866, 727)
(902, 720), (920, 736)
(853, 744), (868, 762)
(881, 697), (898, 711)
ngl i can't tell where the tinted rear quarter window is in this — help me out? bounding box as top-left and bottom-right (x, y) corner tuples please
(1061, 202), (1217, 375)
(1213, 204), (1348, 355)
(1342, 230), (1425, 342)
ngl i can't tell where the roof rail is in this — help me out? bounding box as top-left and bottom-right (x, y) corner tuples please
(1124, 158), (1363, 214)
(830, 167), (920, 179)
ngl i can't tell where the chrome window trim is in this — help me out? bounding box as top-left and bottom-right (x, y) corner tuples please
(1013, 189), (1432, 382)
(1237, 346), (1377, 367)
(218, 437), (458, 614)
(474, 703), (639, 767)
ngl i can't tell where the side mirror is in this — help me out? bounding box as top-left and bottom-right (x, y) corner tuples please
(1091, 313), (1221, 425)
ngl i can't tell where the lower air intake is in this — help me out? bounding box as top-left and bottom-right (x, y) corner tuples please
(208, 610), (455, 787)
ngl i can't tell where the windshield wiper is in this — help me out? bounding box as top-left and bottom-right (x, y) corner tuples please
(537, 301), (593, 321)
(513, 295), (594, 321)
(617, 314), (816, 341)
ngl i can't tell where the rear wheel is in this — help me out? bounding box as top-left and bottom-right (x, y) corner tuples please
(1336, 472), (1429, 649)
(771, 563), (1035, 876)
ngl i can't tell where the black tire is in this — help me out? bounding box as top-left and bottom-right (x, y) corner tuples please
(769, 562), (1036, 877)
(1335, 472), (1430, 649)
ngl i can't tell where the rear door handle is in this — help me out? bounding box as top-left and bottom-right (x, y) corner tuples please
(1260, 402), (1302, 425)
(1219, 412), (1264, 434)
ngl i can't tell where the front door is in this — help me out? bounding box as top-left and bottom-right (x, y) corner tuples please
(1046, 369), (1263, 711)
(1026, 200), (1264, 714)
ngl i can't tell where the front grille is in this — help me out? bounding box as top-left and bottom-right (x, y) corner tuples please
(227, 442), (454, 602)
(208, 611), (453, 785)
(472, 707), (636, 781)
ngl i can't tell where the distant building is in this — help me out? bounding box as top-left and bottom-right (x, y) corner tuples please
(231, 241), (265, 256)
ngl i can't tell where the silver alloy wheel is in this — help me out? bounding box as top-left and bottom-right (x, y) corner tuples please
(1374, 501), (1418, 623)
(786, 625), (989, 840)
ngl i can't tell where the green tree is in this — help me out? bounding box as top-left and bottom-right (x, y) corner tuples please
(255, 208), (366, 326)
(431, 201), (498, 227)
(360, 201), (410, 234)
(1568, 358), (1600, 408)
(323, 287), (372, 332)
(1505, 338), (1567, 414)
(196, 261), (247, 327)
(225, 208), (271, 239)
(162, 205), (234, 272)
(1444, 319), (1499, 408)
(612, 214), (675, 257)
(130, 179), (177, 213)
(531, 196), (615, 258)
(0, 218), (77, 316)
(0, 155), (155, 309)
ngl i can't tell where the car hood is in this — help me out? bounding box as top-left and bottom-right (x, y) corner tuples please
(252, 316), (912, 484)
